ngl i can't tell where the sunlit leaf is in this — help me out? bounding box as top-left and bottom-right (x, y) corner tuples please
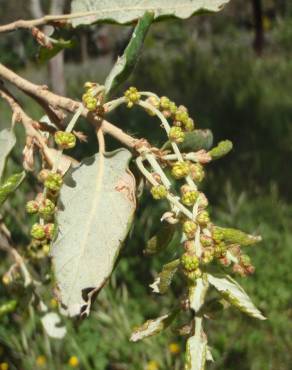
(185, 330), (207, 370)
(52, 149), (136, 317)
(71, 0), (230, 27)
(208, 274), (266, 320)
(162, 129), (213, 152)
(217, 226), (262, 246)
(130, 310), (178, 342)
(105, 12), (154, 96)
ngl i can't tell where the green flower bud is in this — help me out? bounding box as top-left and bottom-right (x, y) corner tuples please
(196, 210), (210, 226)
(44, 173), (63, 192)
(39, 198), (55, 217)
(184, 118), (195, 132)
(181, 190), (199, 207)
(189, 163), (205, 183)
(201, 247), (214, 264)
(86, 98), (98, 111)
(171, 161), (190, 179)
(124, 87), (141, 108)
(169, 127), (185, 143)
(38, 169), (50, 183)
(214, 241), (227, 257)
(212, 227), (224, 242)
(44, 223), (56, 240)
(181, 253), (199, 272)
(54, 131), (76, 149)
(151, 185), (168, 200)
(160, 96), (170, 110)
(84, 81), (95, 90)
(184, 268), (202, 282)
(31, 223), (46, 240)
(209, 140), (233, 160)
(200, 234), (213, 248)
(26, 200), (39, 214)
(183, 220), (197, 239)
(175, 108), (189, 124)
(169, 101), (177, 115)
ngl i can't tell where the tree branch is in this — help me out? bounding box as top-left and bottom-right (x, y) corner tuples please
(0, 63), (141, 150)
(0, 85), (77, 172)
(0, 11), (103, 33)
(0, 85), (55, 166)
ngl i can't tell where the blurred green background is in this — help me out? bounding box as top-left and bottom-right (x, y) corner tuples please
(0, 0), (292, 369)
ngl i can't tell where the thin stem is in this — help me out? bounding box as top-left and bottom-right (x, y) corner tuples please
(139, 91), (159, 99)
(144, 152), (172, 189)
(136, 156), (193, 219)
(52, 104), (83, 173)
(0, 63), (139, 149)
(162, 153), (201, 162)
(138, 100), (197, 190)
(138, 100), (171, 133)
(104, 97), (127, 113)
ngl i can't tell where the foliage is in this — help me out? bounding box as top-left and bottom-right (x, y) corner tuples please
(0, 1), (291, 370)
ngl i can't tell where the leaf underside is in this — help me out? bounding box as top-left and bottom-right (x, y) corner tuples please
(0, 128), (16, 181)
(185, 331), (207, 370)
(52, 149), (136, 317)
(71, 0), (230, 27)
(208, 274), (266, 320)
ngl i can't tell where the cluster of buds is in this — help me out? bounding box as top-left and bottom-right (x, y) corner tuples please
(82, 82), (103, 112)
(124, 87), (141, 108)
(28, 222), (55, 259)
(150, 184), (168, 200)
(136, 91), (256, 285)
(232, 252), (255, 277)
(26, 168), (63, 259)
(26, 197), (55, 220)
(181, 186), (199, 207)
(54, 131), (76, 150)
(171, 161), (190, 179)
(145, 95), (195, 143)
(38, 170), (63, 194)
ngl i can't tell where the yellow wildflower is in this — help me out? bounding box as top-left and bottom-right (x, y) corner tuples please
(146, 360), (159, 370)
(168, 342), (180, 355)
(36, 355), (46, 367)
(0, 363), (9, 370)
(68, 356), (79, 368)
(50, 298), (58, 308)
